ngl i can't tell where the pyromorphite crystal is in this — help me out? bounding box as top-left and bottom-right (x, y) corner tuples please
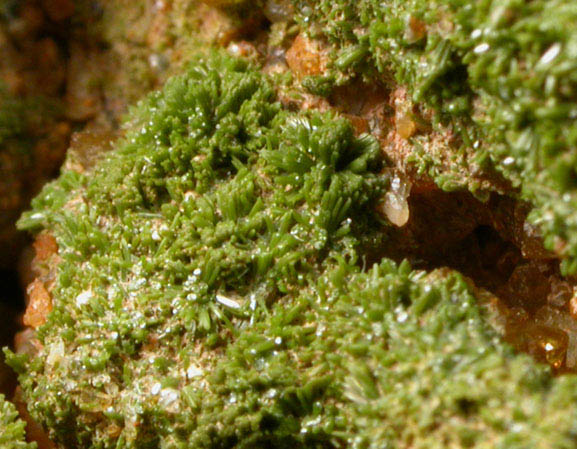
(294, 0), (577, 274)
(0, 393), (35, 449)
(9, 51), (577, 448)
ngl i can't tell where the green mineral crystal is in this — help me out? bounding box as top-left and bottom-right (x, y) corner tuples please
(9, 50), (577, 449)
(293, 0), (577, 274)
(0, 393), (35, 449)
(67, 0), (265, 122)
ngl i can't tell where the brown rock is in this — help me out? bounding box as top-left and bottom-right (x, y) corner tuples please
(23, 279), (52, 328)
(286, 34), (327, 78)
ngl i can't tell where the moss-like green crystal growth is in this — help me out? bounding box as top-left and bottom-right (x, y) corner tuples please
(11, 52), (577, 448)
(0, 393), (35, 449)
(294, 0), (577, 273)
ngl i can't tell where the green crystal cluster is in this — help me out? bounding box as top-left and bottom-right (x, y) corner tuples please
(0, 393), (35, 449)
(9, 51), (577, 448)
(67, 0), (265, 123)
(294, 0), (577, 273)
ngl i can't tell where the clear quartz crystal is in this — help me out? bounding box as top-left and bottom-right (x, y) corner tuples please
(382, 175), (411, 227)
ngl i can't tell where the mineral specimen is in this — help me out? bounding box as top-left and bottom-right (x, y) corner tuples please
(7, 0), (577, 448)
(0, 393), (35, 449)
(9, 50), (577, 449)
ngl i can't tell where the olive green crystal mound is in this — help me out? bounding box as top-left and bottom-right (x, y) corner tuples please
(12, 52), (384, 448)
(0, 393), (36, 449)
(294, 0), (577, 274)
(10, 52), (577, 448)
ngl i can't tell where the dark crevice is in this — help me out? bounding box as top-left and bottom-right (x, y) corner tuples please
(374, 186), (575, 373)
(0, 267), (24, 396)
(0, 268), (26, 310)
